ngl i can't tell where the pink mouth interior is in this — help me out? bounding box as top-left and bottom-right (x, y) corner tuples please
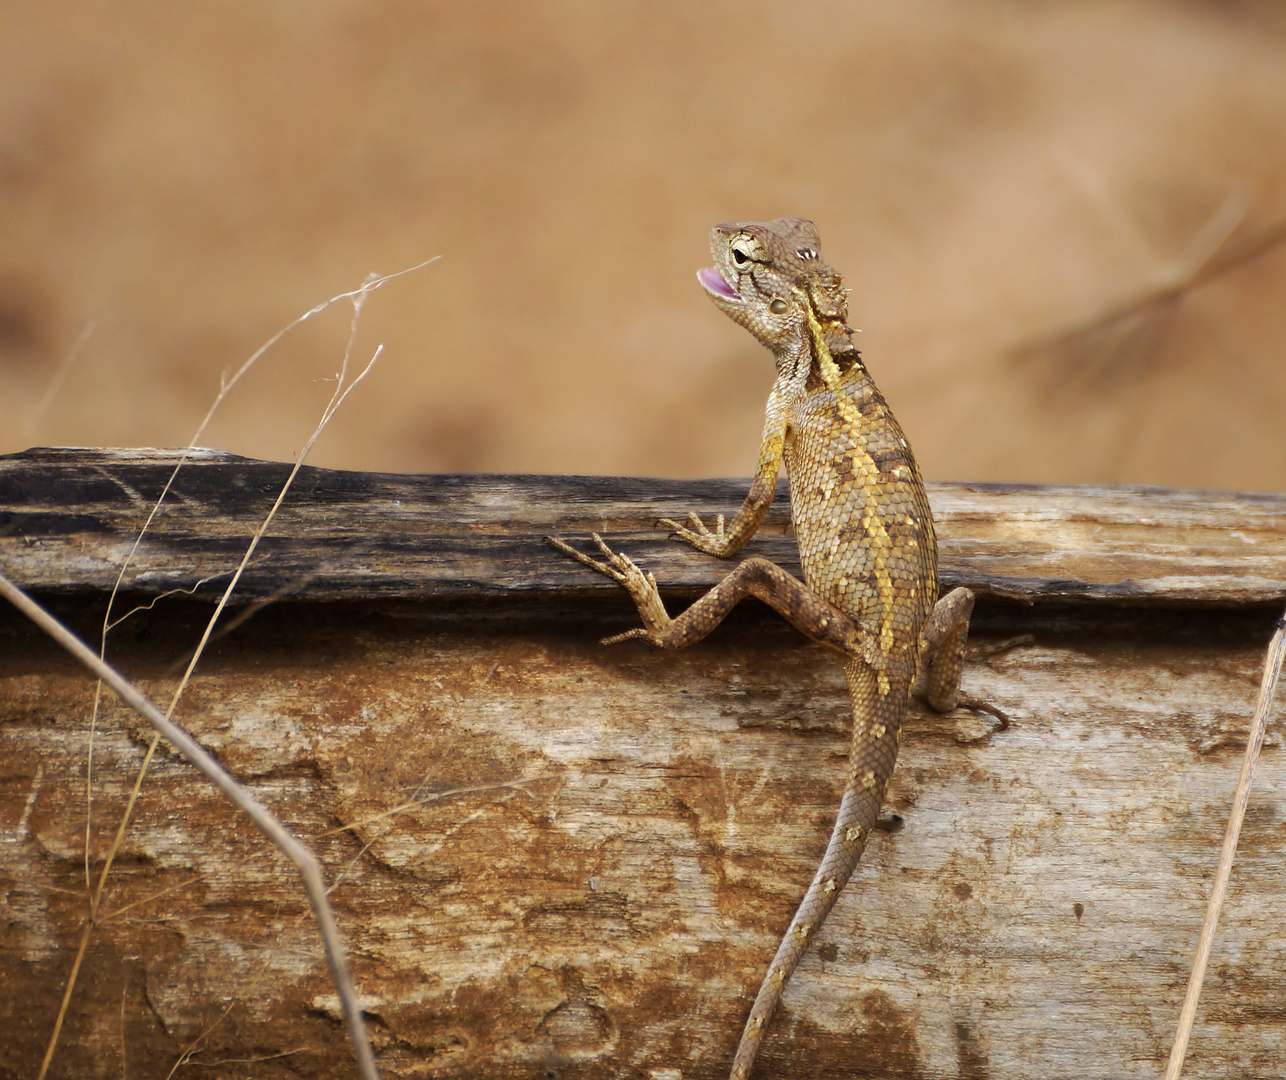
(697, 266), (740, 300)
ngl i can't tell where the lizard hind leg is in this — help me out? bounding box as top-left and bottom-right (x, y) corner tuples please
(547, 534), (869, 658)
(920, 587), (1009, 729)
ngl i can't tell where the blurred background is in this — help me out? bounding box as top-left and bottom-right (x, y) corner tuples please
(2, 0), (1284, 489)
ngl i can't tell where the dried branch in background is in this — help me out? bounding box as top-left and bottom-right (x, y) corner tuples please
(1013, 214), (1286, 397)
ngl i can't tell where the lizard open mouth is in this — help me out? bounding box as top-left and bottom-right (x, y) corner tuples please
(697, 266), (741, 301)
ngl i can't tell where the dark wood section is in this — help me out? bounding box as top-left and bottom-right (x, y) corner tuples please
(3, 447), (1286, 605)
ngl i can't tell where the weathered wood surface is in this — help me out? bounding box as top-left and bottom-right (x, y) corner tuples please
(3, 447), (1286, 605)
(2, 448), (1286, 1080)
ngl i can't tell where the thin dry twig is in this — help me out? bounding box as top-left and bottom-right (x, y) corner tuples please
(92, 776), (553, 925)
(0, 572), (380, 1080)
(70, 342), (384, 1075)
(321, 776), (554, 840)
(82, 258), (439, 894)
(322, 774), (554, 896)
(163, 1002), (236, 1080)
(119, 982), (128, 1080)
(1164, 608), (1286, 1079)
(162, 569), (326, 674)
(179, 1049), (302, 1069)
(105, 573), (237, 632)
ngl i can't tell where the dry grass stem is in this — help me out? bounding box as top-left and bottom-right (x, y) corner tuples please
(101, 778), (554, 927)
(17, 263), (442, 1079)
(118, 983), (128, 1079)
(323, 776), (553, 839)
(105, 573), (237, 632)
(1164, 608), (1286, 1079)
(162, 1003), (236, 1080)
(323, 776), (555, 895)
(21, 320), (96, 440)
(161, 570), (326, 671)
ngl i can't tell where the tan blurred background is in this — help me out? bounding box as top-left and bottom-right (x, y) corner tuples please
(2, 1), (1285, 489)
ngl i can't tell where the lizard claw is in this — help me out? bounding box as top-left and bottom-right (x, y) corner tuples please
(957, 694), (1011, 733)
(545, 534), (619, 580)
(588, 532), (653, 587)
(545, 533), (644, 588)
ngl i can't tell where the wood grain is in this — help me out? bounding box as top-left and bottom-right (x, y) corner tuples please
(2, 447), (1285, 604)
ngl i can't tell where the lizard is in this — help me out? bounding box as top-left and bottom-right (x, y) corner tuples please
(547, 217), (1005, 1079)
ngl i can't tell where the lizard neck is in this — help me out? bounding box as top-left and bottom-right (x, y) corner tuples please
(767, 280), (863, 395)
(770, 331), (814, 390)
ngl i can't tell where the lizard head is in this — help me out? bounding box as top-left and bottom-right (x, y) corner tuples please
(697, 217), (852, 360)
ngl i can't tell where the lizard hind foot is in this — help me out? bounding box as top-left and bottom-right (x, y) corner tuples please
(547, 533), (669, 644)
(544, 533), (640, 587)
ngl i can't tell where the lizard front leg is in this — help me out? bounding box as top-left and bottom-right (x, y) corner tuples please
(545, 533), (873, 661)
(661, 396), (788, 559)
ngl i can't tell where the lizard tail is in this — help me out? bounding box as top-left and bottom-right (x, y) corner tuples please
(728, 661), (907, 1080)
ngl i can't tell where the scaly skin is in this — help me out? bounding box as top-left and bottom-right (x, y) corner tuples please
(548, 218), (999, 1079)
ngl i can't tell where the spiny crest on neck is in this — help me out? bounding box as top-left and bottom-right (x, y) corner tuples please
(795, 277), (863, 390)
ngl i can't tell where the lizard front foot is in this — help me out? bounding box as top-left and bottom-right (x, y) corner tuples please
(657, 511), (735, 557)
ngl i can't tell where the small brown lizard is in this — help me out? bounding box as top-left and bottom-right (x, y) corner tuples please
(548, 218), (1003, 1078)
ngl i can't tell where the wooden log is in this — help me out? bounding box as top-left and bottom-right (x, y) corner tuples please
(1, 448), (1284, 1079)
(3, 446), (1285, 605)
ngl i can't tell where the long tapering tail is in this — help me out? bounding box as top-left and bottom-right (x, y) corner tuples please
(728, 661), (906, 1079)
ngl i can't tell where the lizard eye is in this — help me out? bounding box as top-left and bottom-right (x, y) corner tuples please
(729, 236), (758, 268)
(769, 299), (788, 314)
